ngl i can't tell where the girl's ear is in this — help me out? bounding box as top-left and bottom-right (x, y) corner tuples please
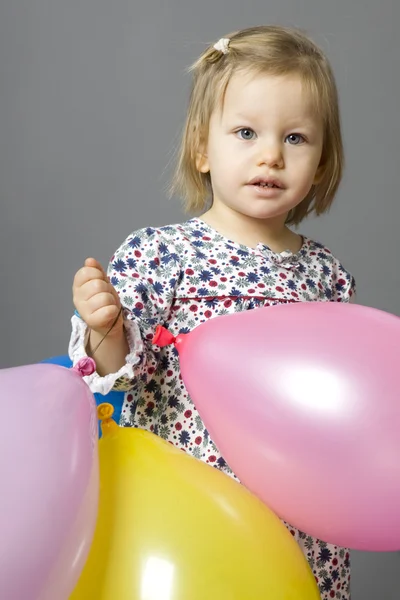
(195, 125), (210, 173)
(313, 163), (325, 185)
(196, 131), (210, 173)
(196, 149), (210, 173)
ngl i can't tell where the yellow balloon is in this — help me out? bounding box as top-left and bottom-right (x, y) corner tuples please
(70, 404), (319, 600)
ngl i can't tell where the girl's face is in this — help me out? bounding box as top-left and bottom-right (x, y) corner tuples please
(197, 71), (324, 225)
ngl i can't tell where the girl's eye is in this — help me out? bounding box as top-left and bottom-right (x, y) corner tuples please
(286, 133), (306, 145)
(236, 128), (257, 141)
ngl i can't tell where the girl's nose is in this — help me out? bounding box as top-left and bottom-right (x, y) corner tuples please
(257, 143), (284, 169)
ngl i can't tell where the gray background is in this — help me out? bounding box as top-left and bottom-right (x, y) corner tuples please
(1, 0), (399, 597)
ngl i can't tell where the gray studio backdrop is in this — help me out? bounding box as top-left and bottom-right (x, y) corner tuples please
(1, 1), (399, 597)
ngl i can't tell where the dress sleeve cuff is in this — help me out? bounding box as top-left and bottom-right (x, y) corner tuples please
(68, 314), (144, 395)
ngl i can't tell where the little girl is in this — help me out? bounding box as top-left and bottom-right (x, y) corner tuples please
(70, 25), (356, 599)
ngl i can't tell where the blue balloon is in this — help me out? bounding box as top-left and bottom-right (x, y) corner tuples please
(41, 355), (124, 437)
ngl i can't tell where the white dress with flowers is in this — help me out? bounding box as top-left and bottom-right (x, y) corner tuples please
(69, 217), (356, 600)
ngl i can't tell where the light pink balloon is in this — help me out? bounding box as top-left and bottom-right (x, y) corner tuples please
(0, 362), (99, 599)
(154, 302), (400, 551)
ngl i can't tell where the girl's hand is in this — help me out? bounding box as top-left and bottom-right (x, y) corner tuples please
(72, 258), (123, 337)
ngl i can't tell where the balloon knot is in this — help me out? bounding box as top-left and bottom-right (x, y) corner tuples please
(97, 402), (114, 421)
(72, 357), (96, 377)
(152, 325), (176, 347)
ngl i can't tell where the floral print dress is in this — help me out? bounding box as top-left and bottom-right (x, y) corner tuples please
(69, 217), (356, 600)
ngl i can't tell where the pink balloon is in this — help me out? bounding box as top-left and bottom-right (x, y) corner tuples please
(0, 362), (99, 599)
(154, 302), (400, 551)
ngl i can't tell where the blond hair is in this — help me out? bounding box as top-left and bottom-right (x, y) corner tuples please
(169, 25), (344, 226)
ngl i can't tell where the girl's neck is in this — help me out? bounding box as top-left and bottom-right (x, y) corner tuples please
(200, 205), (302, 255)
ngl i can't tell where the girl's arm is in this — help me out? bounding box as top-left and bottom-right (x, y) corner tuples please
(85, 325), (130, 377)
(69, 226), (181, 395)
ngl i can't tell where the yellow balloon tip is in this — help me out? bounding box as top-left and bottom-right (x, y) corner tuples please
(97, 403), (119, 436)
(97, 402), (115, 421)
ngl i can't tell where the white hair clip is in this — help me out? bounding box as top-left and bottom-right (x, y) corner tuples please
(213, 37), (230, 54)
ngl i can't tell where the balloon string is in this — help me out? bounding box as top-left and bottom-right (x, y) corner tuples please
(89, 306), (123, 358)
